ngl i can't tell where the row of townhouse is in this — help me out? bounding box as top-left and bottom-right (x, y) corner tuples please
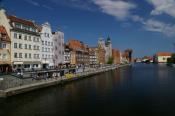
(0, 9), (133, 72)
(0, 9), (65, 71)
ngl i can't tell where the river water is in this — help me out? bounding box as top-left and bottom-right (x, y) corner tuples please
(1, 63), (175, 116)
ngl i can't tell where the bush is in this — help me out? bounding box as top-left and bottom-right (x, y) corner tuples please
(107, 57), (114, 64)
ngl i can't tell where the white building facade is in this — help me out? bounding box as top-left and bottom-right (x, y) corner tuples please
(52, 31), (65, 66)
(64, 44), (71, 64)
(8, 15), (41, 70)
(98, 37), (112, 63)
(105, 37), (112, 63)
(40, 22), (54, 69)
(0, 9), (12, 72)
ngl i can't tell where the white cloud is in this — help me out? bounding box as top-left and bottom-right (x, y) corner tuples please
(42, 5), (53, 10)
(131, 15), (144, 23)
(50, 0), (95, 11)
(24, 0), (53, 10)
(92, 0), (137, 20)
(143, 19), (175, 37)
(24, 0), (39, 6)
(147, 0), (175, 18)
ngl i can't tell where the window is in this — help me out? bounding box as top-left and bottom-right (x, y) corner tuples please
(42, 47), (44, 52)
(33, 45), (36, 50)
(37, 38), (39, 42)
(42, 54), (44, 58)
(29, 45), (31, 50)
(18, 34), (22, 39)
(29, 53), (31, 58)
(2, 54), (7, 59)
(25, 53), (27, 58)
(14, 53), (18, 58)
(48, 42), (50, 46)
(51, 42), (53, 46)
(55, 46), (57, 50)
(28, 36), (31, 41)
(19, 44), (22, 49)
(48, 48), (50, 52)
(33, 37), (36, 42)
(19, 53), (22, 58)
(37, 46), (39, 50)
(14, 43), (17, 48)
(24, 35), (27, 40)
(45, 41), (47, 45)
(15, 23), (21, 28)
(45, 48), (47, 52)
(2, 43), (6, 48)
(24, 44), (27, 49)
(14, 33), (17, 38)
(42, 41), (44, 45)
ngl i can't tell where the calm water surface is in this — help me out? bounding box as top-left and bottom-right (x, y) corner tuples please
(1, 63), (175, 116)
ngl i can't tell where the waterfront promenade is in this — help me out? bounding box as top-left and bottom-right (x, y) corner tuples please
(0, 64), (130, 98)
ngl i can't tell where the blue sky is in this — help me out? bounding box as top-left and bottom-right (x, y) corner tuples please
(1, 0), (175, 57)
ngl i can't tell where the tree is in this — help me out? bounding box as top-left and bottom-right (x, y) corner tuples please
(171, 53), (175, 59)
(167, 53), (175, 65)
(107, 57), (114, 64)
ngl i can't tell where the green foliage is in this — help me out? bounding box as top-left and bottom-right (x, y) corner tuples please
(167, 58), (173, 64)
(171, 53), (175, 59)
(107, 57), (114, 64)
(167, 53), (175, 65)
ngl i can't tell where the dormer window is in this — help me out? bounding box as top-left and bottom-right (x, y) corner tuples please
(15, 23), (21, 29)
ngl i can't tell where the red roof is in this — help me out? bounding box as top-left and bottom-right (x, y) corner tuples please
(0, 26), (10, 42)
(156, 52), (172, 56)
(8, 15), (36, 27)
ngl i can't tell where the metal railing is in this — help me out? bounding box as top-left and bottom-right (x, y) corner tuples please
(0, 65), (119, 91)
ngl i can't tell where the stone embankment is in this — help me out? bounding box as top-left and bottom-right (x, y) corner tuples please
(0, 64), (131, 98)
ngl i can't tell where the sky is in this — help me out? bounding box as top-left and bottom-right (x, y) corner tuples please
(1, 0), (175, 57)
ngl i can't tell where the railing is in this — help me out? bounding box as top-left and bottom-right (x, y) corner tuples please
(0, 64), (125, 91)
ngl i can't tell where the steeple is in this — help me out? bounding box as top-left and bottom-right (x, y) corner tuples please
(107, 36), (111, 42)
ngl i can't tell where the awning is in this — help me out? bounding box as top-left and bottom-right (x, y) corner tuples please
(13, 62), (23, 65)
(23, 61), (41, 64)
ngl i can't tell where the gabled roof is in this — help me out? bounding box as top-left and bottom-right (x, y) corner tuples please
(156, 52), (172, 56)
(7, 15), (36, 28)
(0, 26), (10, 42)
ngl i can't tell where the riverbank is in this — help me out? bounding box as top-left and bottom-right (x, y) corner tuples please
(0, 64), (131, 98)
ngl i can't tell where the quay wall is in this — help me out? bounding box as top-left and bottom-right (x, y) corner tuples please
(0, 64), (131, 98)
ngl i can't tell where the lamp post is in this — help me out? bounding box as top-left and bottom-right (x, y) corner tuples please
(44, 58), (47, 69)
(53, 59), (55, 69)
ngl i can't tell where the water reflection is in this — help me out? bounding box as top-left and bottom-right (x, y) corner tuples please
(1, 64), (175, 116)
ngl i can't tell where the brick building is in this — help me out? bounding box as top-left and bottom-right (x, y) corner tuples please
(0, 26), (11, 72)
(68, 39), (90, 65)
(112, 49), (121, 64)
(97, 41), (105, 64)
(89, 47), (98, 67)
